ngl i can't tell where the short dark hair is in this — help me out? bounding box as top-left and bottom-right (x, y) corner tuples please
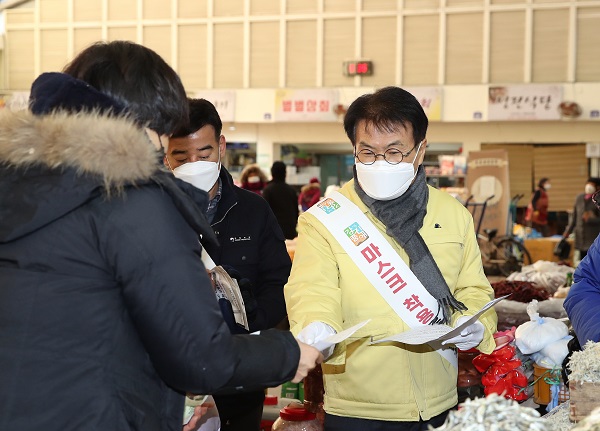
(538, 178), (549, 188)
(62, 40), (188, 136)
(343, 86), (428, 147)
(588, 177), (600, 187)
(173, 99), (222, 141)
(271, 161), (287, 181)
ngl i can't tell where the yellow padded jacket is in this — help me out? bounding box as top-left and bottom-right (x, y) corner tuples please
(284, 180), (497, 422)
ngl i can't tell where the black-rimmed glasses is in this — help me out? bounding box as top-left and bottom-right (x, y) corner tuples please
(354, 142), (421, 165)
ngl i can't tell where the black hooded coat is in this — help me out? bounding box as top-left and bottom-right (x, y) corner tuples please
(0, 74), (299, 431)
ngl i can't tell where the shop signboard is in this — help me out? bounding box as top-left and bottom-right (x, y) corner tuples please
(404, 86), (442, 121)
(488, 85), (562, 121)
(274, 89), (338, 122)
(466, 150), (511, 236)
(194, 90), (236, 122)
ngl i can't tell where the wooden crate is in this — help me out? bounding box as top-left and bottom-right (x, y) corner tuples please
(569, 381), (600, 422)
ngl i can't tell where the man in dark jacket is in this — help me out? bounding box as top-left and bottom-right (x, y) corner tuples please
(166, 98), (292, 431)
(0, 41), (321, 431)
(562, 177), (600, 261)
(263, 161), (300, 239)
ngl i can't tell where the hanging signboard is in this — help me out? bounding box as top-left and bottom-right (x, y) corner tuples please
(194, 90), (236, 122)
(488, 85), (563, 121)
(274, 89), (338, 122)
(466, 150), (511, 236)
(404, 86), (442, 121)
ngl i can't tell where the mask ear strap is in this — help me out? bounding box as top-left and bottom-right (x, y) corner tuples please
(216, 138), (224, 170)
(159, 135), (175, 171)
(411, 140), (425, 170)
(165, 155), (174, 171)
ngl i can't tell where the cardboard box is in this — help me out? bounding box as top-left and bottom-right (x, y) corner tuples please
(522, 237), (574, 266)
(569, 381), (600, 422)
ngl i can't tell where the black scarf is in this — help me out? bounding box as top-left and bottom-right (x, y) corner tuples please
(354, 165), (466, 324)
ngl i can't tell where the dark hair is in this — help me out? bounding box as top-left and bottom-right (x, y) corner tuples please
(538, 178), (549, 188)
(343, 86), (428, 147)
(173, 98), (222, 140)
(62, 40), (188, 136)
(587, 177), (600, 188)
(271, 161), (287, 181)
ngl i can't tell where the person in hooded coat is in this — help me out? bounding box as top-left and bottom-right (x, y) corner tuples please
(299, 177), (322, 212)
(0, 41), (321, 431)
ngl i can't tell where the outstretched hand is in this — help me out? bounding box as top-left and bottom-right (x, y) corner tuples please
(293, 340), (323, 383)
(182, 400), (216, 431)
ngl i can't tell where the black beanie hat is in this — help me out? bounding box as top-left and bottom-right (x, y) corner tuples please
(29, 72), (126, 117)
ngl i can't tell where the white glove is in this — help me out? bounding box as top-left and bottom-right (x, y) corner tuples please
(297, 321), (336, 360)
(441, 316), (485, 351)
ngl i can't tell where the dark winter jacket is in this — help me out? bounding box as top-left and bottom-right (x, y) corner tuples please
(564, 236), (600, 344)
(200, 168), (292, 422)
(563, 193), (600, 252)
(0, 107), (300, 431)
(203, 168), (290, 333)
(262, 179), (299, 240)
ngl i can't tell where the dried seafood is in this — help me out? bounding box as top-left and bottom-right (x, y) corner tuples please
(430, 393), (547, 431)
(568, 341), (600, 383)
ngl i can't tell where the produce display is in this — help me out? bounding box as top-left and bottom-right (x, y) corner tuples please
(472, 343), (529, 401)
(491, 280), (550, 302)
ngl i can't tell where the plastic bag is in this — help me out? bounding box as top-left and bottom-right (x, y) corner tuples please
(514, 300), (569, 354)
(483, 369), (529, 401)
(506, 261), (572, 294)
(531, 335), (573, 368)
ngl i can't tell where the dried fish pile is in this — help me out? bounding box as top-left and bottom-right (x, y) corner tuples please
(569, 341), (600, 383)
(430, 393), (547, 431)
(544, 401), (574, 431)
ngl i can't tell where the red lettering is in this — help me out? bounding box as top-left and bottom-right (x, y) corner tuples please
(361, 243), (381, 263)
(403, 294), (423, 312)
(386, 273), (406, 293)
(416, 308), (435, 324)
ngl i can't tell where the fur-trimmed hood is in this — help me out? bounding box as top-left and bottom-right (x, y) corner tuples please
(0, 109), (160, 242)
(0, 109), (158, 185)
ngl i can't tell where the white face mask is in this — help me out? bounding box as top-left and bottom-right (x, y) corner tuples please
(247, 175), (261, 184)
(171, 153), (221, 192)
(585, 184), (596, 194)
(544, 183), (551, 190)
(355, 141), (423, 201)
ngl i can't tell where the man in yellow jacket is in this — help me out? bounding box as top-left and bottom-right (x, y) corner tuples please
(284, 86), (497, 431)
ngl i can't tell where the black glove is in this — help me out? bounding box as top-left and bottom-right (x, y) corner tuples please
(218, 298), (249, 334)
(221, 265), (258, 324)
(561, 331), (581, 387)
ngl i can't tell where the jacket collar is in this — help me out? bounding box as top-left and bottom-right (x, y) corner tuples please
(211, 167), (239, 225)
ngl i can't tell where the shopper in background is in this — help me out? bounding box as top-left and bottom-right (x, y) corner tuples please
(166, 98), (293, 431)
(564, 190), (600, 345)
(298, 177), (322, 212)
(263, 161), (300, 239)
(285, 86), (497, 431)
(562, 177), (600, 261)
(525, 177), (551, 236)
(239, 163), (268, 195)
(0, 41), (322, 431)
